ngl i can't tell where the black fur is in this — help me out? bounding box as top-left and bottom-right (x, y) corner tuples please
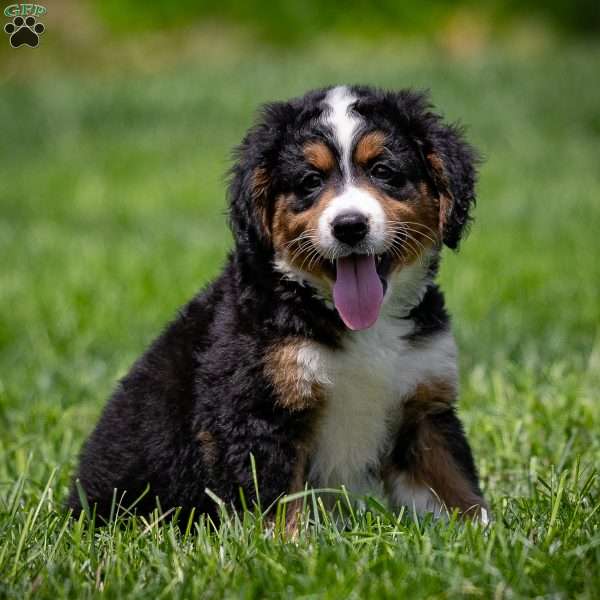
(389, 404), (483, 498)
(404, 284), (450, 343)
(68, 85), (480, 521)
(350, 86), (478, 248)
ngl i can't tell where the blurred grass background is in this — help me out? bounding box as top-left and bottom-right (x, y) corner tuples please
(95, 0), (600, 40)
(1, 0), (600, 597)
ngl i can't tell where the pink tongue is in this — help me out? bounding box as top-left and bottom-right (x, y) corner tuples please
(333, 255), (384, 331)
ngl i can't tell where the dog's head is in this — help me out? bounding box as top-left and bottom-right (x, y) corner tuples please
(229, 85), (478, 331)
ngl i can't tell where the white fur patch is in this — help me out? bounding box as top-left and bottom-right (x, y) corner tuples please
(387, 472), (444, 517)
(304, 265), (458, 502)
(323, 86), (359, 174)
(390, 475), (490, 522)
(296, 343), (332, 397)
(384, 255), (434, 316)
(317, 185), (387, 257)
(272, 256), (334, 308)
(273, 257), (314, 287)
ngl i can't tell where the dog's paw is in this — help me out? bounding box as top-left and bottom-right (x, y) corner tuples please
(4, 16), (45, 48)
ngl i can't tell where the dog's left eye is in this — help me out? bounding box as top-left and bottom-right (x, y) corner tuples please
(300, 172), (324, 193)
(370, 162), (395, 181)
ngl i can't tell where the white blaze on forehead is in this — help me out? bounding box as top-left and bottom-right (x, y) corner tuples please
(323, 86), (360, 172)
(320, 88), (388, 255)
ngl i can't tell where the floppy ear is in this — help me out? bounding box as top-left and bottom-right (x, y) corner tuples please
(228, 101), (293, 250)
(423, 122), (478, 250)
(388, 90), (478, 249)
(228, 159), (273, 249)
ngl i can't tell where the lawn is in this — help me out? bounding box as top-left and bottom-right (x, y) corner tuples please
(1, 39), (600, 598)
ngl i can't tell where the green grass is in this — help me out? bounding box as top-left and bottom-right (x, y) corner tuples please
(1, 40), (600, 598)
(90, 0), (600, 39)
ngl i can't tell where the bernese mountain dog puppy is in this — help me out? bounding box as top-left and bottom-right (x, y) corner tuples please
(69, 85), (488, 526)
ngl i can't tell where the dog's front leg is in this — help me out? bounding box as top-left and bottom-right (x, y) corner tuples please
(383, 384), (488, 522)
(260, 338), (328, 534)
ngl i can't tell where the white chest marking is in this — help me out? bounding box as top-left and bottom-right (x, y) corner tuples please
(304, 315), (457, 500)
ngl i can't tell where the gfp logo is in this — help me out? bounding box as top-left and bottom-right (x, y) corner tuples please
(4, 4), (47, 47)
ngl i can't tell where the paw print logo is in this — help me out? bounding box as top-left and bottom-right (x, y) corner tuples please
(4, 15), (45, 48)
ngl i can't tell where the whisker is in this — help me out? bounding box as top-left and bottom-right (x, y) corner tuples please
(386, 220), (438, 236)
(394, 227), (425, 265)
(308, 247), (326, 271)
(403, 237), (426, 261)
(399, 228), (438, 247)
(299, 248), (318, 272)
(385, 223), (439, 247)
(404, 233), (427, 253)
(282, 228), (319, 249)
(288, 241), (315, 265)
(396, 221), (439, 237)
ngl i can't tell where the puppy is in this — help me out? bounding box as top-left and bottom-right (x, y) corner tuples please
(69, 85), (487, 525)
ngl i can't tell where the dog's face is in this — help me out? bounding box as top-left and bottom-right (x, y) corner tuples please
(230, 86), (477, 330)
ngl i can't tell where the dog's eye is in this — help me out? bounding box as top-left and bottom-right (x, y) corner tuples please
(370, 162), (395, 181)
(370, 162), (407, 189)
(300, 172), (324, 193)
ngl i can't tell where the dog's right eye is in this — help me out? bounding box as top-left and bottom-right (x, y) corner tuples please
(299, 172), (324, 194)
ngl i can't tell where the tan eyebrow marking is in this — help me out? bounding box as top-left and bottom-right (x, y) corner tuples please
(303, 141), (335, 172)
(354, 131), (387, 165)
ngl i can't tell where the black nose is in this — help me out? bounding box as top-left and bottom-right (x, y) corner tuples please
(331, 212), (369, 246)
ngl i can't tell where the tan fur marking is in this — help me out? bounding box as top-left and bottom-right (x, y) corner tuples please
(399, 381), (455, 432)
(264, 339), (326, 411)
(354, 131), (387, 165)
(304, 141), (335, 172)
(264, 443), (310, 539)
(387, 382), (486, 519)
(427, 154), (445, 173)
(412, 420), (486, 518)
(283, 445), (310, 538)
(264, 342), (325, 535)
(426, 153), (453, 239)
(357, 182), (440, 273)
(251, 167), (272, 238)
(197, 430), (218, 466)
(414, 379), (457, 405)
(271, 189), (337, 282)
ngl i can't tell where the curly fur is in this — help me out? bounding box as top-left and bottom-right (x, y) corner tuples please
(68, 85), (485, 524)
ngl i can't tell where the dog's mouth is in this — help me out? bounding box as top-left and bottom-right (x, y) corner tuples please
(323, 252), (393, 331)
